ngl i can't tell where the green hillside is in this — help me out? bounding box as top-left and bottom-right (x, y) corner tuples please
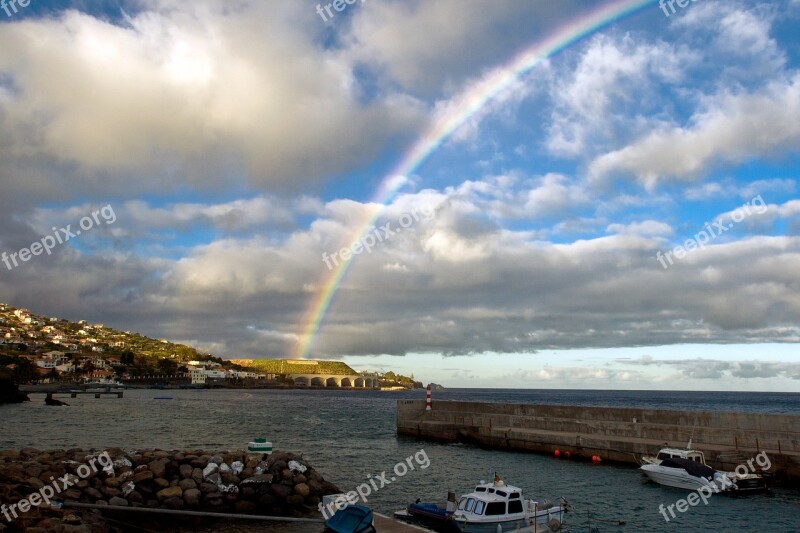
(231, 359), (358, 375)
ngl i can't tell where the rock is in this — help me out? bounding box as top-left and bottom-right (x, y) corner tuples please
(258, 494), (276, 507)
(100, 486), (121, 498)
(178, 479), (197, 491)
(128, 491), (144, 504)
(62, 488), (83, 500)
(120, 480), (135, 496)
(221, 472), (240, 485)
(148, 459), (168, 479)
(153, 477), (170, 490)
(198, 482), (219, 494)
(163, 496), (184, 510)
(270, 483), (292, 498)
(209, 455), (223, 465)
(62, 526), (90, 533)
(179, 464), (193, 479)
(234, 501), (257, 513)
(0, 373), (29, 404)
(240, 473), (273, 485)
(26, 477), (45, 490)
(183, 488), (201, 506)
(204, 494), (223, 507)
(108, 496), (128, 507)
(285, 494), (305, 505)
(294, 483), (310, 498)
(156, 486), (183, 501)
(133, 470), (153, 483)
(83, 487), (103, 500)
(191, 467), (204, 485)
(202, 463), (219, 478)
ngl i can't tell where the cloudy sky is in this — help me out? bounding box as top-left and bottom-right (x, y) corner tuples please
(1, 0), (799, 390)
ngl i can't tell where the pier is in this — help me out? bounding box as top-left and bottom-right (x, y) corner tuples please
(397, 400), (800, 482)
(26, 389), (124, 399)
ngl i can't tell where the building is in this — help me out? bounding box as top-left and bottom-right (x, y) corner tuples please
(189, 367), (206, 385)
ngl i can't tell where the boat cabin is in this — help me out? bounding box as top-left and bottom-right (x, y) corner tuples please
(455, 481), (532, 518)
(655, 447), (706, 464)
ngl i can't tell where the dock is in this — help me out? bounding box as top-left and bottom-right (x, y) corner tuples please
(27, 390), (124, 399)
(374, 512), (433, 532)
(397, 399), (800, 482)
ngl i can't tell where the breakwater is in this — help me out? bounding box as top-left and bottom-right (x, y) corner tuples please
(397, 400), (800, 482)
(0, 447), (340, 531)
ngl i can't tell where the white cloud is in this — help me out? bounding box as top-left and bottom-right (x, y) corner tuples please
(589, 75), (800, 188)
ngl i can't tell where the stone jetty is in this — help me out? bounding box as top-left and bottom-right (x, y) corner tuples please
(0, 447), (341, 532)
(0, 371), (29, 405)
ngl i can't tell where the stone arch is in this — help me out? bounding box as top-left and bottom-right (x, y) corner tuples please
(310, 377), (325, 387)
(326, 377), (340, 388)
(341, 377), (352, 388)
(294, 376), (309, 387)
(354, 377), (365, 388)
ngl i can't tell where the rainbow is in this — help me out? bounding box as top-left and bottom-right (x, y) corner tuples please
(292, 0), (656, 359)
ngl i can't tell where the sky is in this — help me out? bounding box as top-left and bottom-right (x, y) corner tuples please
(0, 0), (799, 391)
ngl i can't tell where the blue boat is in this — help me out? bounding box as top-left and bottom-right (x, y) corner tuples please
(323, 504), (376, 533)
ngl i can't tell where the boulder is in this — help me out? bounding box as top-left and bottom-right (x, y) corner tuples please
(178, 479), (196, 491)
(156, 486), (182, 501)
(183, 488), (201, 507)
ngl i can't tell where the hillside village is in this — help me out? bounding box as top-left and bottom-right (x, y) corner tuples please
(0, 303), (423, 389)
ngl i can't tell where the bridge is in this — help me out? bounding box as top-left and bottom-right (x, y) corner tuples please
(288, 374), (379, 389)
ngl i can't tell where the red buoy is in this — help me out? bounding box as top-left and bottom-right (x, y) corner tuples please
(565, 451), (571, 459)
(554, 449), (561, 458)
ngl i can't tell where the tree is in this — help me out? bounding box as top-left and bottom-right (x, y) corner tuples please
(120, 351), (135, 366)
(157, 358), (178, 374)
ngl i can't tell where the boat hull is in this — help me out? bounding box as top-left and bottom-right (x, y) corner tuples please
(453, 508), (566, 533)
(641, 465), (726, 492)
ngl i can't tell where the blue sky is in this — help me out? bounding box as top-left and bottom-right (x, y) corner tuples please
(0, 0), (799, 390)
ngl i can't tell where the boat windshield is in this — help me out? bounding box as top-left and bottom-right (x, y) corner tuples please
(458, 498), (478, 512)
(474, 500), (485, 515)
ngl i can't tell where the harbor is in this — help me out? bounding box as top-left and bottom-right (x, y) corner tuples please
(2, 388), (799, 532)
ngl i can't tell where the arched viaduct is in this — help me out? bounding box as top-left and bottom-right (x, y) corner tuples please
(287, 374), (379, 389)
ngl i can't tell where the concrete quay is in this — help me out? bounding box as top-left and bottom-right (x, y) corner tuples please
(397, 400), (800, 482)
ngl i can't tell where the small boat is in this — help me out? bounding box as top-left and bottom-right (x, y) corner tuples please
(640, 442), (768, 493)
(641, 457), (735, 492)
(323, 504), (376, 533)
(396, 474), (569, 532)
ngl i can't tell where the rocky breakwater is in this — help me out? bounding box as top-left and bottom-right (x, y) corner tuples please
(0, 448), (341, 532)
(0, 371), (28, 405)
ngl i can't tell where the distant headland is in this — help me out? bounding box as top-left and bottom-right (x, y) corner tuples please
(0, 302), (429, 392)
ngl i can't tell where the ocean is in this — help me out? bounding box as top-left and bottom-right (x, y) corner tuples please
(2, 388), (798, 532)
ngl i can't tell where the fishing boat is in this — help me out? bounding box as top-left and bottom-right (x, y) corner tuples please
(640, 442), (768, 492)
(396, 474), (569, 532)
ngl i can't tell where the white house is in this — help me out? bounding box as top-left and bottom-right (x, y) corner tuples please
(189, 367), (206, 385)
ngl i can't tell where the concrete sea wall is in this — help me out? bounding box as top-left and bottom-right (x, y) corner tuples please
(397, 400), (800, 481)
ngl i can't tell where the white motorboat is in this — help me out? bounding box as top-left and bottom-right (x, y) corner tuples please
(397, 474), (569, 532)
(640, 442), (768, 492)
(640, 457), (735, 492)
